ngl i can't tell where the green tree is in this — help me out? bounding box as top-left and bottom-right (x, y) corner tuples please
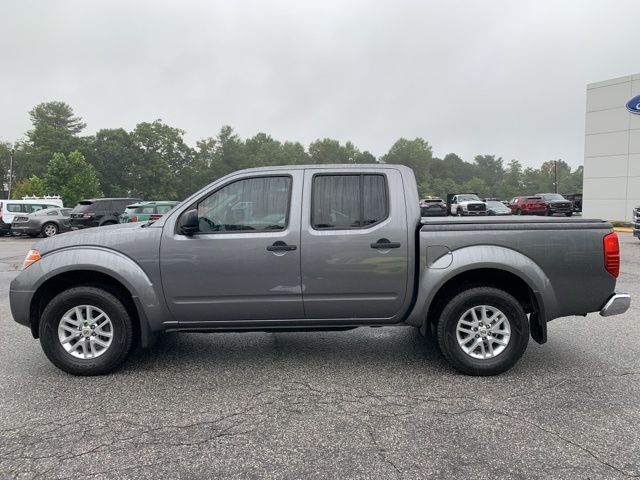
(24, 101), (86, 178)
(10, 175), (46, 199)
(381, 138), (433, 189)
(88, 128), (141, 197)
(462, 177), (490, 198)
(43, 151), (102, 206)
(130, 120), (195, 200)
(498, 159), (524, 199)
(473, 155), (504, 192)
(430, 177), (461, 199)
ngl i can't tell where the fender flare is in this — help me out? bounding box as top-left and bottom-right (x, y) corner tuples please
(406, 245), (558, 342)
(23, 247), (166, 346)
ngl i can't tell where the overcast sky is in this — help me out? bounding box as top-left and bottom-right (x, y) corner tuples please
(0, 0), (637, 168)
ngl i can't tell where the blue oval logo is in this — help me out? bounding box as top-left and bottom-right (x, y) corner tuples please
(627, 95), (640, 115)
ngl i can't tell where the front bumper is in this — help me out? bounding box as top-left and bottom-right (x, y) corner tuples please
(600, 293), (631, 317)
(9, 285), (33, 328)
(462, 211), (487, 216)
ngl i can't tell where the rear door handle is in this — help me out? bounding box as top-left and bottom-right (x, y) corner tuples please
(267, 241), (297, 252)
(371, 238), (401, 249)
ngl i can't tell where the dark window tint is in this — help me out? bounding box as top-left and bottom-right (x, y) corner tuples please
(47, 210), (59, 216)
(61, 209), (71, 217)
(363, 175), (388, 226)
(312, 174), (388, 229)
(72, 201), (95, 213)
(197, 176), (291, 233)
(6, 204), (23, 212)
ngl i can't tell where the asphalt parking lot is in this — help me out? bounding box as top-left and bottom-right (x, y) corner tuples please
(0, 233), (638, 479)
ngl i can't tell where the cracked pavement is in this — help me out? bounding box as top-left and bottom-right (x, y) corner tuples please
(0, 234), (639, 479)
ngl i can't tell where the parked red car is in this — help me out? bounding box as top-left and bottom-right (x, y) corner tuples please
(508, 196), (547, 215)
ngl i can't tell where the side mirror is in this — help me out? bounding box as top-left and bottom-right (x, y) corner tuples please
(179, 209), (199, 236)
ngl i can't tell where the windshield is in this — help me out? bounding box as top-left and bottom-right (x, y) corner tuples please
(538, 193), (565, 201)
(487, 201), (506, 208)
(457, 194), (481, 202)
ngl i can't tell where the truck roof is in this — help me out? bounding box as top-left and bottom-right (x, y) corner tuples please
(229, 164), (412, 174)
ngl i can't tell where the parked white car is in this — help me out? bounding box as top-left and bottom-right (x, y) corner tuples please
(0, 199), (62, 235)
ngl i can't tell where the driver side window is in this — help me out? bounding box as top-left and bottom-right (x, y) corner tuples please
(197, 176), (292, 233)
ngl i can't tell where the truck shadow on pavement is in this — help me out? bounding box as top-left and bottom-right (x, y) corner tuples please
(123, 327), (454, 375)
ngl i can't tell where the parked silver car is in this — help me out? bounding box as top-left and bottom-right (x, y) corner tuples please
(11, 207), (72, 238)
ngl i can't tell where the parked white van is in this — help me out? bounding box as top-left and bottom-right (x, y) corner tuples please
(0, 199), (62, 235)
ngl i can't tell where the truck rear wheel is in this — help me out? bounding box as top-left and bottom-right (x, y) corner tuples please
(436, 287), (529, 376)
(39, 286), (133, 376)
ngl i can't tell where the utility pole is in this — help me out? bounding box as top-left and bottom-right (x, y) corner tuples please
(554, 159), (559, 193)
(8, 148), (14, 199)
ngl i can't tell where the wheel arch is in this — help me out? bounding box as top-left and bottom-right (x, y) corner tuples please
(23, 248), (164, 347)
(424, 268), (544, 341)
(407, 245), (558, 344)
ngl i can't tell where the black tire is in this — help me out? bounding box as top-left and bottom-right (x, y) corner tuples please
(457, 208), (463, 216)
(436, 287), (529, 376)
(516, 209), (522, 215)
(39, 287), (133, 375)
(41, 222), (58, 237)
(565, 212), (573, 217)
(545, 208), (552, 216)
(100, 221), (117, 227)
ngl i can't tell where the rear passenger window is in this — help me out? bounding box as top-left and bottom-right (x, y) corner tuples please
(311, 174), (388, 229)
(7, 204), (22, 212)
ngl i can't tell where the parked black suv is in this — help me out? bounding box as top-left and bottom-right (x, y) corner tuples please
(535, 193), (573, 216)
(69, 198), (142, 229)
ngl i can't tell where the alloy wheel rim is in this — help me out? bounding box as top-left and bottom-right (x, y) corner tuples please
(456, 305), (511, 359)
(44, 224), (57, 236)
(57, 305), (113, 359)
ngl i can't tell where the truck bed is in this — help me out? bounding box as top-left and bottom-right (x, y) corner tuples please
(415, 215), (615, 326)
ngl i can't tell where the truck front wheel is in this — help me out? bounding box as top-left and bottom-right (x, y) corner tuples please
(436, 287), (529, 375)
(39, 286), (134, 376)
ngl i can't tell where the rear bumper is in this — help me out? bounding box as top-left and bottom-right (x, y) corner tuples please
(600, 293), (631, 317)
(10, 224), (41, 235)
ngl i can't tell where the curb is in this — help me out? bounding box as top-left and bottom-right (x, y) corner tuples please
(613, 227), (633, 233)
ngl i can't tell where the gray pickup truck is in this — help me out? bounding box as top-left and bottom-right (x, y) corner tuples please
(9, 165), (630, 376)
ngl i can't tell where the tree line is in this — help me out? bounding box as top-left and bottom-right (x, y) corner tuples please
(0, 101), (583, 206)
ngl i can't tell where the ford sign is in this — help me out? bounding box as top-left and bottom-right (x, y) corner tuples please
(627, 94), (640, 115)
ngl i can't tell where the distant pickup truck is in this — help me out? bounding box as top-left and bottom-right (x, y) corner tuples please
(447, 193), (487, 216)
(9, 165), (630, 376)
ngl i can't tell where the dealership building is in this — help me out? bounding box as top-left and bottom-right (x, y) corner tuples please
(583, 74), (640, 221)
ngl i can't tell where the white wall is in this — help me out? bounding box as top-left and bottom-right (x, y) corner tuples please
(583, 74), (640, 221)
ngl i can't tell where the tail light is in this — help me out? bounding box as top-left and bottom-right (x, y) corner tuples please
(603, 232), (620, 277)
(130, 215), (138, 222)
(0, 204), (3, 221)
(149, 214), (162, 221)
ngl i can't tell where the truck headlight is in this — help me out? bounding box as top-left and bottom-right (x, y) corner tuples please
(22, 250), (41, 269)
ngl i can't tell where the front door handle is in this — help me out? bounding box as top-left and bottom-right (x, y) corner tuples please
(267, 241), (297, 252)
(371, 238), (401, 249)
